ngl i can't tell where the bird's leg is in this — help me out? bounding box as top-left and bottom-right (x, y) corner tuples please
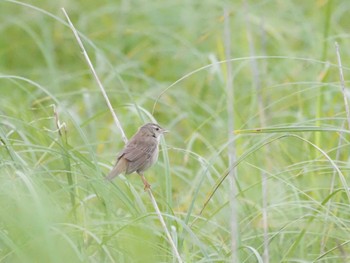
(139, 173), (151, 190)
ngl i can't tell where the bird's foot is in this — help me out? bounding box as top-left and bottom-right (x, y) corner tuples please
(143, 182), (151, 191)
(140, 174), (151, 191)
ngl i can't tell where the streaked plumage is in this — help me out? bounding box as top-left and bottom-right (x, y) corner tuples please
(106, 123), (167, 189)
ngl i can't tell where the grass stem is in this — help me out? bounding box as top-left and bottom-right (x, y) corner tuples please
(61, 8), (183, 262)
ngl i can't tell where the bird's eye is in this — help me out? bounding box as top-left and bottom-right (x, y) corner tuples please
(155, 127), (160, 131)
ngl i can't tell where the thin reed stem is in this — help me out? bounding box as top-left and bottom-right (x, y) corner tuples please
(244, 2), (269, 262)
(335, 42), (350, 131)
(147, 191), (183, 263)
(61, 8), (127, 144)
(223, 7), (239, 263)
(61, 8), (183, 263)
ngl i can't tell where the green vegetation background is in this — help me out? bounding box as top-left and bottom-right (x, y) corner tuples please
(1, 0), (349, 262)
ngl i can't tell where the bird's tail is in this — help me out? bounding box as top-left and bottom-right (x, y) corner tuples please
(105, 167), (120, 181)
(105, 158), (127, 181)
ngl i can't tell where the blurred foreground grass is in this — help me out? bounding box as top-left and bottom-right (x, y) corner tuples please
(1, 0), (350, 262)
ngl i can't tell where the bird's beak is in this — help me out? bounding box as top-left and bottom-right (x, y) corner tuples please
(162, 129), (169, 134)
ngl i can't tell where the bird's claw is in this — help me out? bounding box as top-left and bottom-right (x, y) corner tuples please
(143, 182), (151, 191)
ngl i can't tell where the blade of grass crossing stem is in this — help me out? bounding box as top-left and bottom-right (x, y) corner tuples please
(223, 7), (239, 262)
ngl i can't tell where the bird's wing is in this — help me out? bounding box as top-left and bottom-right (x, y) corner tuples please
(120, 137), (157, 174)
(121, 137), (157, 160)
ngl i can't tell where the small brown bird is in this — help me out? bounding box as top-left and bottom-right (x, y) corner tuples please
(106, 123), (168, 189)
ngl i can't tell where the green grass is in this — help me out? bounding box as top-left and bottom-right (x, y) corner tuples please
(1, 0), (350, 262)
